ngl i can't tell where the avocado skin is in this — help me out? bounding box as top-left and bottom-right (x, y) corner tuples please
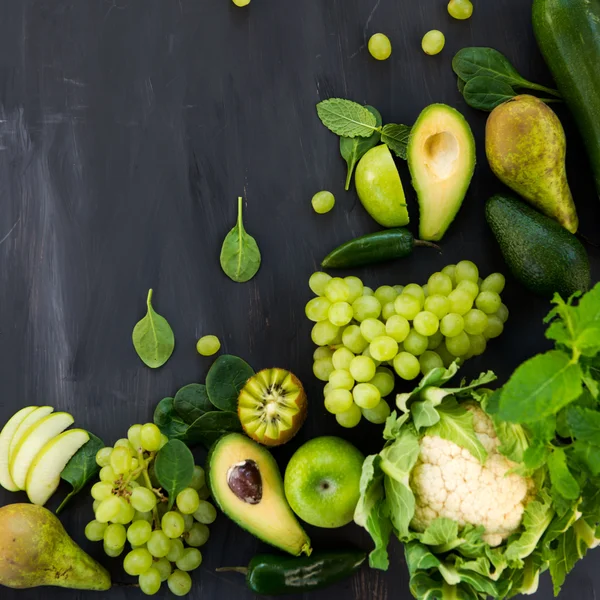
(485, 194), (590, 298)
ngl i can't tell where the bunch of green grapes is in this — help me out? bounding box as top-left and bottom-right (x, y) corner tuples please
(84, 423), (216, 596)
(306, 261), (509, 429)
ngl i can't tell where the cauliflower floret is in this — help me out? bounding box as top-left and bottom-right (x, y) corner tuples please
(410, 404), (533, 547)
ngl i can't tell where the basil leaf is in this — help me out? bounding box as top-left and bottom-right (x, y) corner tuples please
(462, 77), (515, 111)
(206, 354), (254, 412)
(339, 106), (382, 190)
(316, 98), (379, 138)
(155, 439), (194, 509)
(154, 397), (189, 440)
(185, 411), (242, 448)
(174, 384), (213, 424)
(381, 124), (412, 160)
(548, 448), (581, 500)
(56, 432), (104, 514)
(132, 289), (175, 369)
(220, 197), (261, 283)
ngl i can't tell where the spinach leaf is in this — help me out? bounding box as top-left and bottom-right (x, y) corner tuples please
(340, 106), (382, 190)
(220, 197), (261, 283)
(174, 384), (213, 424)
(185, 411), (242, 448)
(56, 432), (104, 514)
(132, 289), (175, 369)
(316, 98), (379, 138)
(154, 397), (189, 439)
(155, 439), (194, 509)
(462, 77), (515, 111)
(381, 124), (412, 160)
(206, 354), (254, 412)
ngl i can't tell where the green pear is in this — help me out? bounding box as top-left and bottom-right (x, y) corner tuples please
(0, 504), (110, 590)
(485, 94), (578, 233)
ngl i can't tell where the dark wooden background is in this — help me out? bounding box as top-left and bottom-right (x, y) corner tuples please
(0, 1), (598, 599)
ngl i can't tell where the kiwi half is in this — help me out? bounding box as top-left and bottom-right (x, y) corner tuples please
(238, 368), (307, 447)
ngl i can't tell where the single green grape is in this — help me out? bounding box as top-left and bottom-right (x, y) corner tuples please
(342, 325), (369, 353)
(360, 318), (386, 342)
(325, 277), (350, 303)
(309, 272), (332, 296)
(159, 434), (168, 449)
(353, 383), (381, 409)
(427, 329), (444, 350)
(422, 284), (430, 298)
(162, 511), (186, 539)
(441, 264), (457, 286)
(374, 285), (398, 306)
(403, 284), (425, 305)
(332, 347), (355, 370)
(448, 289), (473, 315)
(328, 369), (355, 390)
(440, 313), (464, 337)
(314, 346), (333, 361)
(463, 309), (489, 335)
(344, 276), (364, 302)
(176, 548), (203, 572)
(123, 548), (153, 576)
(368, 33), (392, 60)
(424, 295), (450, 320)
(139, 568), (162, 596)
(370, 367), (395, 397)
(427, 273), (453, 296)
(154, 557), (172, 582)
(96, 447), (113, 468)
(189, 466), (206, 491)
(114, 438), (136, 455)
(456, 280), (479, 299)
(177, 488), (200, 515)
(394, 294), (421, 320)
(393, 352), (421, 380)
(140, 423), (162, 452)
(446, 331), (471, 356)
(103, 542), (124, 558)
(385, 314), (410, 343)
(448, 0), (473, 20)
(311, 321), (340, 346)
(361, 400), (391, 424)
(182, 512), (194, 532)
(110, 447), (132, 475)
(196, 335), (221, 356)
(403, 330), (428, 356)
(186, 522), (210, 547)
(362, 346), (381, 367)
(91, 481), (113, 501)
(127, 424), (143, 452)
(99, 465), (116, 483)
(168, 570), (192, 596)
(362, 286), (374, 296)
(481, 273), (506, 295)
(147, 530), (172, 558)
(127, 519), (152, 546)
(495, 303), (509, 324)
(328, 301), (353, 326)
(324, 389), (354, 414)
(419, 351), (444, 375)
(112, 498), (135, 525)
(422, 30), (445, 55)
(369, 336), (399, 361)
(413, 311), (440, 337)
(85, 520), (108, 542)
(468, 334), (487, 356)
(313, 357), (335, 382)
(476, 291), (502, 315)
(134, 510), (154, 523)
(455, 260), (479, 283)
(381, 301), (396, 321)
(131, 487), (158, 513)
(166, 538), (185, 563)
(349, 355), (377, 382)
(193, 501), (217, 525)
(352, 295), (381, 321)
(484, 316), (504, 339)
(335, 403), (362, 428)
(95, 496), (122, 523)
(104, 523), (127, 550)
(311, 190), (335, 214)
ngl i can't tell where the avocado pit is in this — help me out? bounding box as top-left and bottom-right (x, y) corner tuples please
(227, 459), (263, 505)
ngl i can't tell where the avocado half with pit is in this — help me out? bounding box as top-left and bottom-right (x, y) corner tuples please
(408, 104), (476, 241)
(208, 433), (312, 556)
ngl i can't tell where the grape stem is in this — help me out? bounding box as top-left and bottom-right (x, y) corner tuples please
(135, 449), (163, 530)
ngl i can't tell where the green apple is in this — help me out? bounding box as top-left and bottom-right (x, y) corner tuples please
(8, 406), (54, 462)
(10, 412), (74, 490)
(27, 429), (89, 506)
(0, 406), (38, 491)
(284, 436), (364, 528)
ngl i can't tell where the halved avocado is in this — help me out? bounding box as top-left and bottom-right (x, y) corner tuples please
(407, 104), (475, 241)
(208, 433), (311, 556)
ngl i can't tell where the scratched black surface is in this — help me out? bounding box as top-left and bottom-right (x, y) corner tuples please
(0, 1), (599, 599)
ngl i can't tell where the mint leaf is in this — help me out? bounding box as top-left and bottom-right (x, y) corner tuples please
(548, 448), (580, 500)
(381, 124), (411, 160)
(566, 406), (600, 445)
(316, 99), (379, 138)
(498, 350), (583, 422)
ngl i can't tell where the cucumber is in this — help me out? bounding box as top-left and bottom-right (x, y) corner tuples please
(532, 0), (600, 198)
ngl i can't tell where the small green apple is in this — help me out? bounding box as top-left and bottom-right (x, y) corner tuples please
(284, 436), (364, 528)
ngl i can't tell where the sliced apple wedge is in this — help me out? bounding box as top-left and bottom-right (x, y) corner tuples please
(8, 406), (54, 462)
(0, 406), (38, 491)
(10, 412), (74, 490)
(26, 429), (89, 506)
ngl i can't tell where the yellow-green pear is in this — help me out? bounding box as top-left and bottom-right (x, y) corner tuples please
(0, 504), (111, 590)
(485, 94), (578, 233)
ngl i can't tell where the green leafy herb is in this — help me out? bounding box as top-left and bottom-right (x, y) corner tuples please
(462, 77), (516, 111)
(154, 439), (194, 509)
(154, 397), (190, 440)
(56, 432), (104, 514)
(220, 197), (261, 283)
(185, 411), (242, 447)
(206, 354), (254, 412)
(380, 124), (411, 160)
(339, 106), (382, 190)
(316, 98), (379, 138)
(174, 384), (213, 424)
(547, 448), (581, 500)
(132, 289), (175, 369)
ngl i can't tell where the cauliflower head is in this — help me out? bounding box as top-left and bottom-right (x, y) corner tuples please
(410, 404), (534, 546)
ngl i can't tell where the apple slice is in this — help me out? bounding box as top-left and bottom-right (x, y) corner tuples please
(0, 406), (38, 491)
(8, 406), (54, 462)
(26, 429), (89, 506)
(10, 412), (74, 490)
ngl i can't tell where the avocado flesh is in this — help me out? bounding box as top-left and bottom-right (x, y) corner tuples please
(408, 104), (475, 241)
(208, 433), (311, 556)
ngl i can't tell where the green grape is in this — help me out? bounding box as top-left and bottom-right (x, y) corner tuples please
(140, 423), (162, 452)
(127, 424), (143, 452)
(162, 511), (186, 539)
(127, 519), (152, 546)
(448, 0), (473, 19)
(427, 330), (444, 350)
(95, 496), (122, 523)
(99, 466), (116, 483)
(176, 548), (202, 572)
(328, 369), (355, 390)
(91, 482), (113, 501)
(147, 530), (171, 558)
(93, 499), (101, 513)
(114, 438), (136, 455)
(393, 285), (404, 294)
(110, 447), (132, 474)
(344, 276), (364, 302)
(441, 264), (457, 286)
(193, 501), (217, 525)
(349, 355), (377, 382)
(368, 33), (392, 60)
(463, 309), (489, 335)
(370, 336), (399, 361)
(476, 291), (502, 315)
(385, 314), (410, 342)
(332, 347), (355, 370)
(189, 466), (206, 491)
(362, 400), (391, 424)
(419, 351), (444, 375)
(402, 284), (425, 305)
(159, 434), (169, 450)
(130, 458), (140, 471)
(448, 289), (473, 315)
(314, 346), (333, 361)
(168, 570), (192, 596)
(139, 568), (162, 595)
(456, 280), (479, 299)
(85, 520), (108, 542)
(353, 383), (381, 409)
(323, 382), (333, 397)
(131, 487), (158, 513)
(362, 286), (374, 296)
(468, 334), (487, 356)
(481, 273), (506, 294)
(382, 301), (396, 321)
(134, 510), (154, 523)
(403, 330), (428, 356)
(374, 285), (398, 305)
(437, 342), (456, 368)
(103, 542), (124, 558)
(123, 548), (153, 576)
(342, 325), (369, 353)
(422, 30), (445, 55)
(197, 485), (211, 500)
(413, 311), (439, 336)
(394, 294), (421, 320)
(446, 331), (471, 356)
(328, 301), (353, 326)
(313, 357), (335, 382)
(362, 346), (381, 367)
(154, 557), (172, 582)
(305, 297), (331, 322)
(182, 513), (194, 532)
(369, 367), (395, 397)
(335, 403), (362, 428)
(311, 190), (335, 214)
(393, 352), (421, 380)
(112, 499), (135, 525)
(352, 295), (381, 321)
(166, 538), (185, 563)
(96, 447), (113, 468)
(330, 329), (344, 346)
(177, 488), (200, 515)
(428, 272), (453, 296)
(196, 335), (221, 356)
(104, 523), (127, 549)
(455, 260), (479, 283)
(440, 313), (464, 337)
(311, 321), (340, 346)
(309, 272), (332, 296)
(232, 0), (251, 5)
(495, 303), (509, 323)
(360, 318), (386, 342)
(422, 284), (429, 298)
(325, 277), (350, 303)
(324, 389), (354, 414)
(186, 522), (210, 547)
(484, 316), (504, 339)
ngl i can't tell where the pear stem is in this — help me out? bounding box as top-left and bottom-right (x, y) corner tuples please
(414, 239), (441, 251)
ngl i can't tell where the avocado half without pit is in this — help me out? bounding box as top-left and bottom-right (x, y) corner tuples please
(238, 368), (307, 447)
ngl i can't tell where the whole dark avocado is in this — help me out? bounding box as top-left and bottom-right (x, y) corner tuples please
(485, 194), (590, 298)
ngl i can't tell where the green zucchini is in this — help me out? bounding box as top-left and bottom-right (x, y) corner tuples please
(532, 0), (600, 198)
